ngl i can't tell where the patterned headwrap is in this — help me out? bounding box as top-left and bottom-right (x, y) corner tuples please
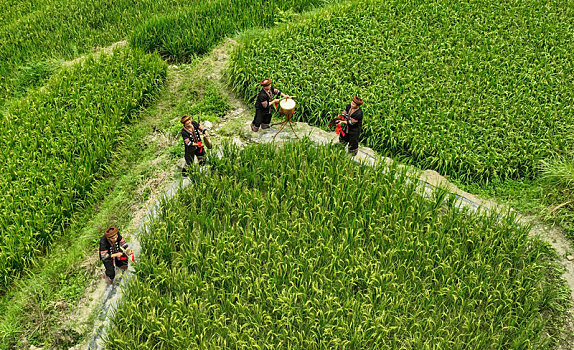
(352, 96), (364, 105)
(104, 227), (118, 238)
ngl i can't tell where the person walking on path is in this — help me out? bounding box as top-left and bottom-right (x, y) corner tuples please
(181, 115), (210, 176)
(336, 96), (364, 155)
(251, 78), (290, 132)
(99, 227), (133, 284)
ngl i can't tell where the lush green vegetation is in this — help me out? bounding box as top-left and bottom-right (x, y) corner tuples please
(464, 156), (574, 241)
(0, 0), (330, 103)
(539, 157), (574, 236)
(0, 52), (233, 350)
(130, 0), (331, 61)
(541, 157), (574, 195)
(0, 0), (198, 101)
(106, 141), (569, 348)
(0, 47), (166, 290)
(227, 0), (574, 183)
(0, 0), (572, 346)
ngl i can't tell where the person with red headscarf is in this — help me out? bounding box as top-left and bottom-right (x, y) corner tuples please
(251, 78), (290, 132)
(336, 96), (364, 155)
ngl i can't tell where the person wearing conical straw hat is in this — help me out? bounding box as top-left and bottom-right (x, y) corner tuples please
(99, 227), (133, 284)
(251, 78), (290, 132)
(181, 115), (210, 177)
(336, 96), (364, 155)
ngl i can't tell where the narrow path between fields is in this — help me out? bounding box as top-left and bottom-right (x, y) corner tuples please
(82, 38), (574, 349)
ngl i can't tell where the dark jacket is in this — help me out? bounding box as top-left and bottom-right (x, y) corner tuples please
(255, 86), (282, 114)
(344, 104), (363, 132)
(99, 234), (127, 261)
(181, 121), (206, 151)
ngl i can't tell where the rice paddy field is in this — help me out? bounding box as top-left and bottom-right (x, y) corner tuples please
(227, 0), (574, 183)
(106, 142), (569, 348)
(0, 47), (166, 289)
(0, 0), (573, 348)
(0, 0), (329, 290)
(0, 0), (329, 103)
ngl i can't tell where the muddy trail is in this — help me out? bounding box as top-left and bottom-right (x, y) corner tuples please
(79, 38), (574, 348)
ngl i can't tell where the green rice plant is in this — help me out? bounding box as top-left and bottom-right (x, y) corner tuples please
(0, 46), (167, 290)
(539, 157), (574, 235)
(226, 0), (574, 183)
(130, 0), (332, 61)
(9, 60), (60, 98)
(540, 157), (574, 193)
(0, 0), (203, 103)
(105, 141), (569, 348)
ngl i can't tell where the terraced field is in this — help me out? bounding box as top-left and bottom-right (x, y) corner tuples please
(0, 0), (329, 290)
(0, 0), (572, 348)
(0, 48), (166, 288)
(106, 142), (568, 348)
(227, 0), (574, 183)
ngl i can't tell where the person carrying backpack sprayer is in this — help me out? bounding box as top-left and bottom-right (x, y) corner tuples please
(99, 227), (134, 284)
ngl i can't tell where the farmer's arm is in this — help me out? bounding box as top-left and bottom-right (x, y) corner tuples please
(198, 125), (209, 137)
(99, 237), (111, 260)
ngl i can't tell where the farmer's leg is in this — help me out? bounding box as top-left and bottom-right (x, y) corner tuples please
(261, 113), (272, 129)
(339, 132), (349, 146)
(252, 110), (264, 131)
(347, 131), (360, 156)
(102, 258), (115, 282)
(116, 258), (129, 272)
(182, 147), (195, 177)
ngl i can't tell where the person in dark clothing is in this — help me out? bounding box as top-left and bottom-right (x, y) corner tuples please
(336, 96), (364, 155)
(251, 78), (290, 132)
(181, 115), (210, 176)
(99, 227), (133, 284)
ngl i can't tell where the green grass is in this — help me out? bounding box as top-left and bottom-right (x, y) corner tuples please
(0, 0), (206, 103)
(541, 157), (574, 194)
(0, 0), (333, 104)
(227, 0), (574, 184)
(459, 160), (574, 243)
(0, 0), (213, 106)
(106, 141), (569, 348)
